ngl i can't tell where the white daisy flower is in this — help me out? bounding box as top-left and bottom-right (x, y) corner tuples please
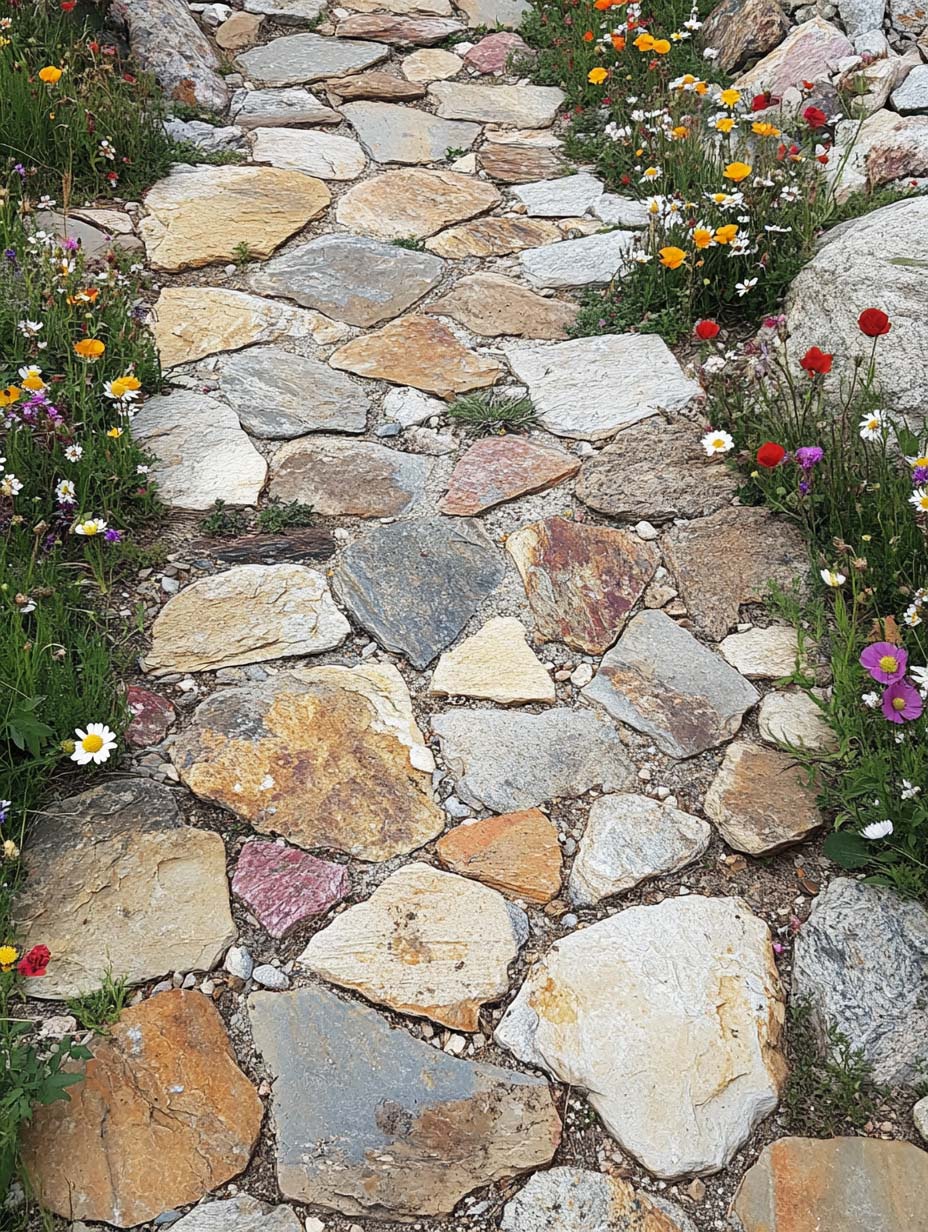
(701, 430), (734, 456)
(0, 474), (23, 497)
(909, 487), (928, 512)
(735, 278), (758, 296)
(73, 516), (108, 537)
(861, 819), (893, 840)
(64, 444), (83, 462)
(55, 478), (76, 504)
(70, 723), (117, 766)
(17, 320), (43, 337)
(859, 411), (883, 441)
(820, 568), (846, 588)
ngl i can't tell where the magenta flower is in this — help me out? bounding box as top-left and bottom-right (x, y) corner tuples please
(860, 641), (908, 683)
(795, 446), (824, 470)
(881, 679), (924, 723)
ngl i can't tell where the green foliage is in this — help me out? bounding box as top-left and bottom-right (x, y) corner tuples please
(391, 236), (425, 251)
(198, 499), (247, 538)
(66, 970), (130, 1034)
(783, 998), (882, 1137)
(445, 146), (468, 160)
(256, 498), (314, 533)
(447, 391), (539, 435)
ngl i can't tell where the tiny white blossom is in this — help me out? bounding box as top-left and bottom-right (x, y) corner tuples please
(900, 779), (921, 800)
(820, 568), (846, 588)
(55, 478), (76, 504)
(861, 819), (893, 840)
(64, 444), (83, 462)
(735, 278), (758, 297)
(859, 411), (884, 441)
(1, 474), (23, 497)
(861, 691), (880, 709)
(701, 430), (734, 456)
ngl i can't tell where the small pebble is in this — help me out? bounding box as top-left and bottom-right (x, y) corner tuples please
(305, 1220), (326, 1232)
(150, 979), (173, 996)
(562, 837), (577, 857)
(224, 945), (253, 980)
(687, 1178), (707, 1202)
(444, 1034), (467, 1056)
(444, 796), (472, 819)
(561, 913), (578, 928)
(253, 964), (290, 990)
(200, 979), (215, 995)
(570, 662), (593, 687)
(375, 423), (402, 437)
(635, 520), (659, 541)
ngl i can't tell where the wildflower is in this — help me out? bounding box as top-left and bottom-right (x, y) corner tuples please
(633, 32), (655, 51)
(751, 91), (776, 111)
(0, 799), (8, 825)
(752, 121), (780, 138)
(723, 161), (752, 182)
(652, 38), (671, 53)
(55, 479), (76, 504)
(702, 429), (734, 455)
(901, 779), (921, 800)
(73, 517), (108, 537)
(670, 125), (689, 140)
(18, 366), (45, 391)
(0, 385), (21, 407)
(693, 226), (715, 248)
(714, 224), (738, 245)
(38, 66), (63, 84)
(70, 723), (118, 766)
(715, 115), (736, 133)
(858, 307), (891, 337)
(862, 691), (880, 708)
(735, 278), (757, 296)
(107, 426), (123, 438)
(61, 0), (78, 9)
(588, 67), (609, 85)
(882, 679), (924, 723)
(74, 338), (106, 360)
(803, 105), (828, 129)
(2, 840), (19, 860)
(910, 487), (928, 512)
(611, 33), (626, 50)
(1, 475), (23, 497)
(104, 374), (142, 403)
(64, 444), (83, 461)
(17, 320), (43, 337)
(859, 411), (884, 441)
(659, 246), (686, 269)
(694, 319), (721, 340)
(0, 946), (18, 972)
(756, 441), (786, 468)
(17, 945), (50, 978)
(719, 88), (741, 107)
(861, 819), (893, 840)
(820, 568), (846, 588)
(795, 445), (824, 469)
(860, 641), (908, 684)
(799, 346), (833, 376)
(640, 166), (662, 182)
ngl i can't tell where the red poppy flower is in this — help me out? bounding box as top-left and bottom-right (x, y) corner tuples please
(17, 945), (50, 978)
(858, 307), (891, 337)
(694, 319), (720, 340)
(799, 346), (833, 376)
(751, 91), (778, 112)
(60, 0), (76, 9)
(756, 441), (786, 468)
(803, 105), (827, 129)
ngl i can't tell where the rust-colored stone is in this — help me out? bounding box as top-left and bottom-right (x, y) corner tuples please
(478, 142), (566, 183)
(21, 991), (263, 1227)
(440, 436), (579, 515)
(324, 69), (427, 101)
(436, 808), (562, 903)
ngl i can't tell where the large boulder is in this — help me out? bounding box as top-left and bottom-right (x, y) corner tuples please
(111, 0), (228, 111)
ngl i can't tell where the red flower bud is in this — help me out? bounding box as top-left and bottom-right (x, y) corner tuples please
(799, 346), (833, 376)
(694, 319), (720, 340)
(756, 442), (786, 468)
(858, 307), (891, 337)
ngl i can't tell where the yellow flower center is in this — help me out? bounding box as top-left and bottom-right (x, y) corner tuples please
(81, 522), (100, 535)
(879, 655), (899, 673)
(82, 733), (104, 753)
(892, 697), (907, 711)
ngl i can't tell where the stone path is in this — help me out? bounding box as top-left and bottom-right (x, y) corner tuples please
(18, 0), (928, 1229)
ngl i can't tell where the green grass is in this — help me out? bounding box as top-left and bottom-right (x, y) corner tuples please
(66, 970), (130, 1034)
(447, 391), (538, 435)
(783, 998), (882, 1136)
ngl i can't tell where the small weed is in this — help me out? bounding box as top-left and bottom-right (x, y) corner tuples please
(445, 146), (468, 160)
(66, 971), (131, 1035)
(232, 240), (255, 268)
(198, 500), (248, 537)
(256, 499), (315, 533)
(782, 998), (882, 1137)
(447, 391), (538, 435)
(392, 237), (425, 251)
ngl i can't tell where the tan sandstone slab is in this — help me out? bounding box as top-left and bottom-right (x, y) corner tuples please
(299, 861), (525, 1030)
(436, 808), (562, 903)
(429, 616), (555, 704)
(141, 164), (330, 271)
(151, 286), (348, 370)
(425, 215), (561, 257)
(144, 563), (349, 674)
(323, 69), (427, 101)
(704, 740), (823, 855)
(269, 436), (431, 517)
(21, 991), (263, 1227)
(440, 435), (579, 515)
(329, 314), (501, 396)
(15, 780), (235, 1000)
(172, 663), (443, 860)
(426, 272), (577, 339)
(402, 47), (464, 82)
(758, 688), (837, 751)
(249, 126), (367, 179)
(336, 168), (500, 239)
(719, 625), (801, 679)
(335, 13), (464, 44)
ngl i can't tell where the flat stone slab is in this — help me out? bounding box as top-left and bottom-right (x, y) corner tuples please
(269, 436), (431, 516)
(662, 508), (808, 641)
(231, 86), (342, 128)
(333, 518), (505, 668)
(439, 436), (579, 515)
(249, 985), (560, 1217)
(173, 663), (443, 860)
(465, 30), (530, 73)
(170, 1197), (301, 1232)
(21, 991), (263, 1226)
(734, 16), (853, 95)
(456, 0), (531, 24)
(519, 230), (633, 289)
(479, 141), (567, 184)
(244, 0), (326, 20)
(426, 215), (561, 257)
(140, 164), (330, 271)
(330, 314), (500, 397)
(384, 385), (445, 426)
(507, 516), (659, 654)
(429, 82), (564, 126)
(732, 1137), (928, 1232)
(576, 417), (738, 522)
(427, 272), (577, 338)
(719, 625), (801, 679)
(336, 168), (500, 239)
(512, 172), (604, 217)
(125, 684), (176, 747)
(429, 616), (555, 704)
(112, 0), (228, 112)
(568, 793), (711, 906)
(335, 13), (463, 44)
(15, 781), (234, 999)
(133, 391), (267, 511)
(232, 839), (349, 937)
(145, 564), (348, 674)
(324, 69), (427, 100)
(503, 335), (700, 440)
(431, 706), (634, 812)
(213, 345), (369, 438)
(502, 1168), (697, 1232)
(346, 0), (453, 12)
(437, 807), (562, 903)
(237, 32), (388, 86)
(496, 897), (785, 1178)
(152, 286), (348, 370)
(342, 100), (480, 163)
(401, 47), (463, 82)
(248, 233), (443, 328)
(249, 126), (366, 179)
(758, 689), (837, 751)
(792, 878), (928, 1085)
(299, 861), (525, 1029)
(704, 741), (822, 855)
(583, 610), (759, 759)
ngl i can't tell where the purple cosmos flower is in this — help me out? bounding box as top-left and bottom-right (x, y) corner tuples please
(104, 528), (123, 544)
(860, 641), (908, 683)
(62, 236), (79, 252)
(882, 679), (924, 723)
(795, 446), (824, 470)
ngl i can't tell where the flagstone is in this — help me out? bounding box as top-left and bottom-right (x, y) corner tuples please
(248, 984), (560, 1217)
(426, 272), (577, 338)
(111, 0), (228, 112)
(133, 391), (267, 511)
(215, 11), (264, 50)
(341, 100), (480, 163)
(269, 436), (432, 516)
(231, 86), (342, 127)
(439, 435), (579, 514)
(719, 625), (802, 678)
(171, 1197), (302, 1232)
(299, 861), (526, 1029)
(335, 13), (464, 44)
(329, 314), (501, 397)
(213, 345), (369, 438)
(455, 0), (532, 27)
(323, 69), (427, 100)
(173, 663), (443, 859)
(429, 616), (555, 703)
(384, 385), (446, 425)
(244, 0), (326, 20)
(21, 991), (263, 1227)
(582, 610), (759, 759)
(506, 516), (660, 653)
(592, 192), (651, 226)
(249, 126), (367, 179)
(479, 141), (567, 182)
(704, 741), (822, 855)
(465, 31), (530, 72)
(151, 286), (348, 370)
(758, 689), (837, 751)
(519, 229), (633, 288)
(144, 563), (349, 674)
(15, 780), (234, 999)
(333, 518), (505, 668)
(436, 808), (562, 902)
(345, 0), (453, 11)
(232, 839), (349, 938)
(501, 1168), (698, 1232)
(237, 32), (388, 87)
(248, 234), (443, 328)
(401, 47), (464, 82)
(336, 168), (500, 238)
(512, 172), (605, 216)
(431, 706), (634, 812)
(425, 215), (561, 257)
(429, 82), (564, 127)
(140, 164), (330, 271)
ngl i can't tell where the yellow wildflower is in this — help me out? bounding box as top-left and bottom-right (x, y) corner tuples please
(723, 161), (752, 182)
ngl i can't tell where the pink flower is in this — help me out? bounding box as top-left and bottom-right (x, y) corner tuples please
(860, 641), (908, 683)
(881, 679), (924, 723)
